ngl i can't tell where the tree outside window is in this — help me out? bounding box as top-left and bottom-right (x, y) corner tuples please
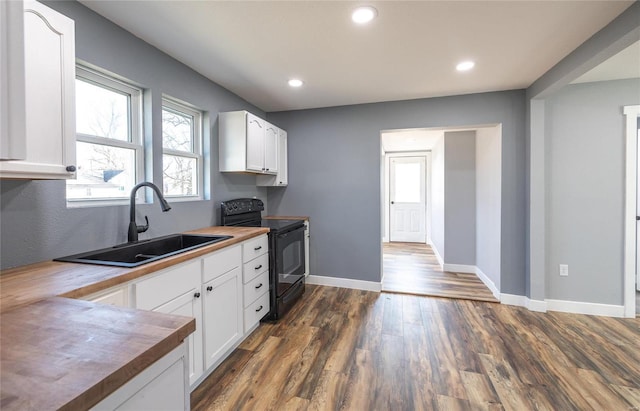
(162, 98), (203, 198)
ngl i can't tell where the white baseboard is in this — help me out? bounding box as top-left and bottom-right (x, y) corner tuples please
(546, 299), (625, 318)
(431, 245), (444, 267)
(501, 294), (624, 317)
(306, 275), (382, 292)
(442, 263), (476, 274)
(474, 267), (500, 300)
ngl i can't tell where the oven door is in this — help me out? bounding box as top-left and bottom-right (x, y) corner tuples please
(274, 225), (306, 297)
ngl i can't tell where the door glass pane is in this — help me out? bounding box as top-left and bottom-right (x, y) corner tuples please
(163, 154), (197, 196)
(76, 79), (129, 141)
(394, 162), (420, 203)
(162, 108), (193, 152)
(67, 142), (136, 200)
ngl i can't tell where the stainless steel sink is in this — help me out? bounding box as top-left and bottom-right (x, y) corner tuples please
(54, 234), (233, 268)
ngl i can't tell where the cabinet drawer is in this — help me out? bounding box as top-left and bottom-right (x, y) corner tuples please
(242, 235), (268, 261)
(243, 271), (269, 308)
(244, 292), (269, 332)
(203, 244), (241, 283)
(135, 260), (200, 311)
(243, 253), (268, 283)
(81, 285), (129, 308)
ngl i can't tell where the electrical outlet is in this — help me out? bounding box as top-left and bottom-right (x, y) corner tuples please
(559, 264), (569, 277)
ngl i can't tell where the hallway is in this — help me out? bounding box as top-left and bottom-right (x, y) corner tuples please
(382, 242), (499, 303)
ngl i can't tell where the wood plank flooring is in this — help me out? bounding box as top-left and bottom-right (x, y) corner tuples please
(191, 285), (640, 411)
(383, 242), (499, 302)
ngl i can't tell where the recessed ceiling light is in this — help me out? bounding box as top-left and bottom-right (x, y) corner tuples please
(456, 61), (475, 72)
(288, 79), (303, 87)
(352, 6), (377, 24)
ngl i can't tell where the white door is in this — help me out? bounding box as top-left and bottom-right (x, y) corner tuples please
(390, 156), (426, 243)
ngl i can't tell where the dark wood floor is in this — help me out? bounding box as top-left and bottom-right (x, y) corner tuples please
(191, 285), (640, 410)
(383, 242), (499, 302)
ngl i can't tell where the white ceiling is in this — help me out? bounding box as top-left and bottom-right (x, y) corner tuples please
(79, 0), (634, 112)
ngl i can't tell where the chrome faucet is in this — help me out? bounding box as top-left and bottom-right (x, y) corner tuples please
(128, 182), (172, 243)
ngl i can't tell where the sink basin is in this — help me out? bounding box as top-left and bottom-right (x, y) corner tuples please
(55, 234), (233, 268)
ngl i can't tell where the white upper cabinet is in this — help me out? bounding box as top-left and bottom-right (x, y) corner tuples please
(257, 128), (287, 186)
(219, 110), (282, 176)
(0, 0), (76, 179)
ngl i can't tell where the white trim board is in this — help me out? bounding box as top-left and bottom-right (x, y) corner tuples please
(500, 294), (625, 318)
(623, 105), (639, 318)
(306, 275), (382, 292)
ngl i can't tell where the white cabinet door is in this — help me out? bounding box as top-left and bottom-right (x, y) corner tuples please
(0, 1), (26, 161)
(152, 289), (203, 387)
(263, 122), (278, 174)
(257, 128), (287, 186)
(202, 267), (242, 370)
(0, 0), (76, 179)
(91, 343), (189, 411)
(135, 260), (203, 386)
(246, 112), (265, 173)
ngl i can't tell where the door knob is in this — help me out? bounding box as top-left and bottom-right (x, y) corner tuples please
(391, 201), (395, 204)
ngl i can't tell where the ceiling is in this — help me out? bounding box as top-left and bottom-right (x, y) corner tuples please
(79, 1), (634, 112)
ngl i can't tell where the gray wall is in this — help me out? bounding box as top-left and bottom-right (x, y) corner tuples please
(544, 78), (640, 305)
(476, 126), (502, 289)
(443, 131), (476, 265)
(430, 137), (445, 259)
(0, 1), (267, 269)
(267, 90), (526, 293)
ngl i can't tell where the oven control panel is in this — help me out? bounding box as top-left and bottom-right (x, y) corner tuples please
(221, 198), (264, 216)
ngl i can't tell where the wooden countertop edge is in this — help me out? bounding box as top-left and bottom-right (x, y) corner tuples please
(63, 316), (196, 411)
(1, 226), (270, 311)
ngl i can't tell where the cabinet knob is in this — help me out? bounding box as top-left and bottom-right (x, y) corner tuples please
(194, 292), (201, 298)
(255, 283), (263, 289)
(66, 165), (76, 172)
(206, 286), (213, 292)
(255, 264), (262, 270)
(255, 305), (263, 312)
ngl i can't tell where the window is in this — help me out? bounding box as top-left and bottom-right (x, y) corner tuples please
(67, 66), (143, 203)
(162, 97), (203, 198)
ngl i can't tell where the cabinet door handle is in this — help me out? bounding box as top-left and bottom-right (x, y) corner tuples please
(206, 286), (213, 292)
(255, 305), (263, 312)
(255, 264), (262, 270)
(255, 283), (263, 289)
(194, 292), (201, 298)
(254, 246), (262, 251)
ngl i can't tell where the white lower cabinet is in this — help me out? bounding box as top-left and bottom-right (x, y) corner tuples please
(241, 235), (270, 332)
(134, 259), (203, 387)
(80, 284), (130, 307)
(130, 235), (268, 392)
(91, 342), (189, 411)
(203, 267), (242, 370)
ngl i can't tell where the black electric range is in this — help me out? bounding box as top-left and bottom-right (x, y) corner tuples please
(220, 198), (306, 320)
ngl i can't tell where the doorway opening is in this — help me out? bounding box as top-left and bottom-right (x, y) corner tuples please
(380, 126), (502, 302)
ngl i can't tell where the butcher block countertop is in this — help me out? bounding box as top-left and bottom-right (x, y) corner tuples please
(0, 226), (269, 411)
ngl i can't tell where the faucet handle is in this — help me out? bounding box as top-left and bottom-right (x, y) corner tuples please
(137, 216), (149, 234)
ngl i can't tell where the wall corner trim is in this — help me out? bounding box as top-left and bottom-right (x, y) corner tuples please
(306, 275), (382, 292)
(474, 267), (501, 300)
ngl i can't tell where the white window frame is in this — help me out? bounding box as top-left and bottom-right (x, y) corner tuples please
(161, 96), (203, 200)
(67, 65), (144, 207)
